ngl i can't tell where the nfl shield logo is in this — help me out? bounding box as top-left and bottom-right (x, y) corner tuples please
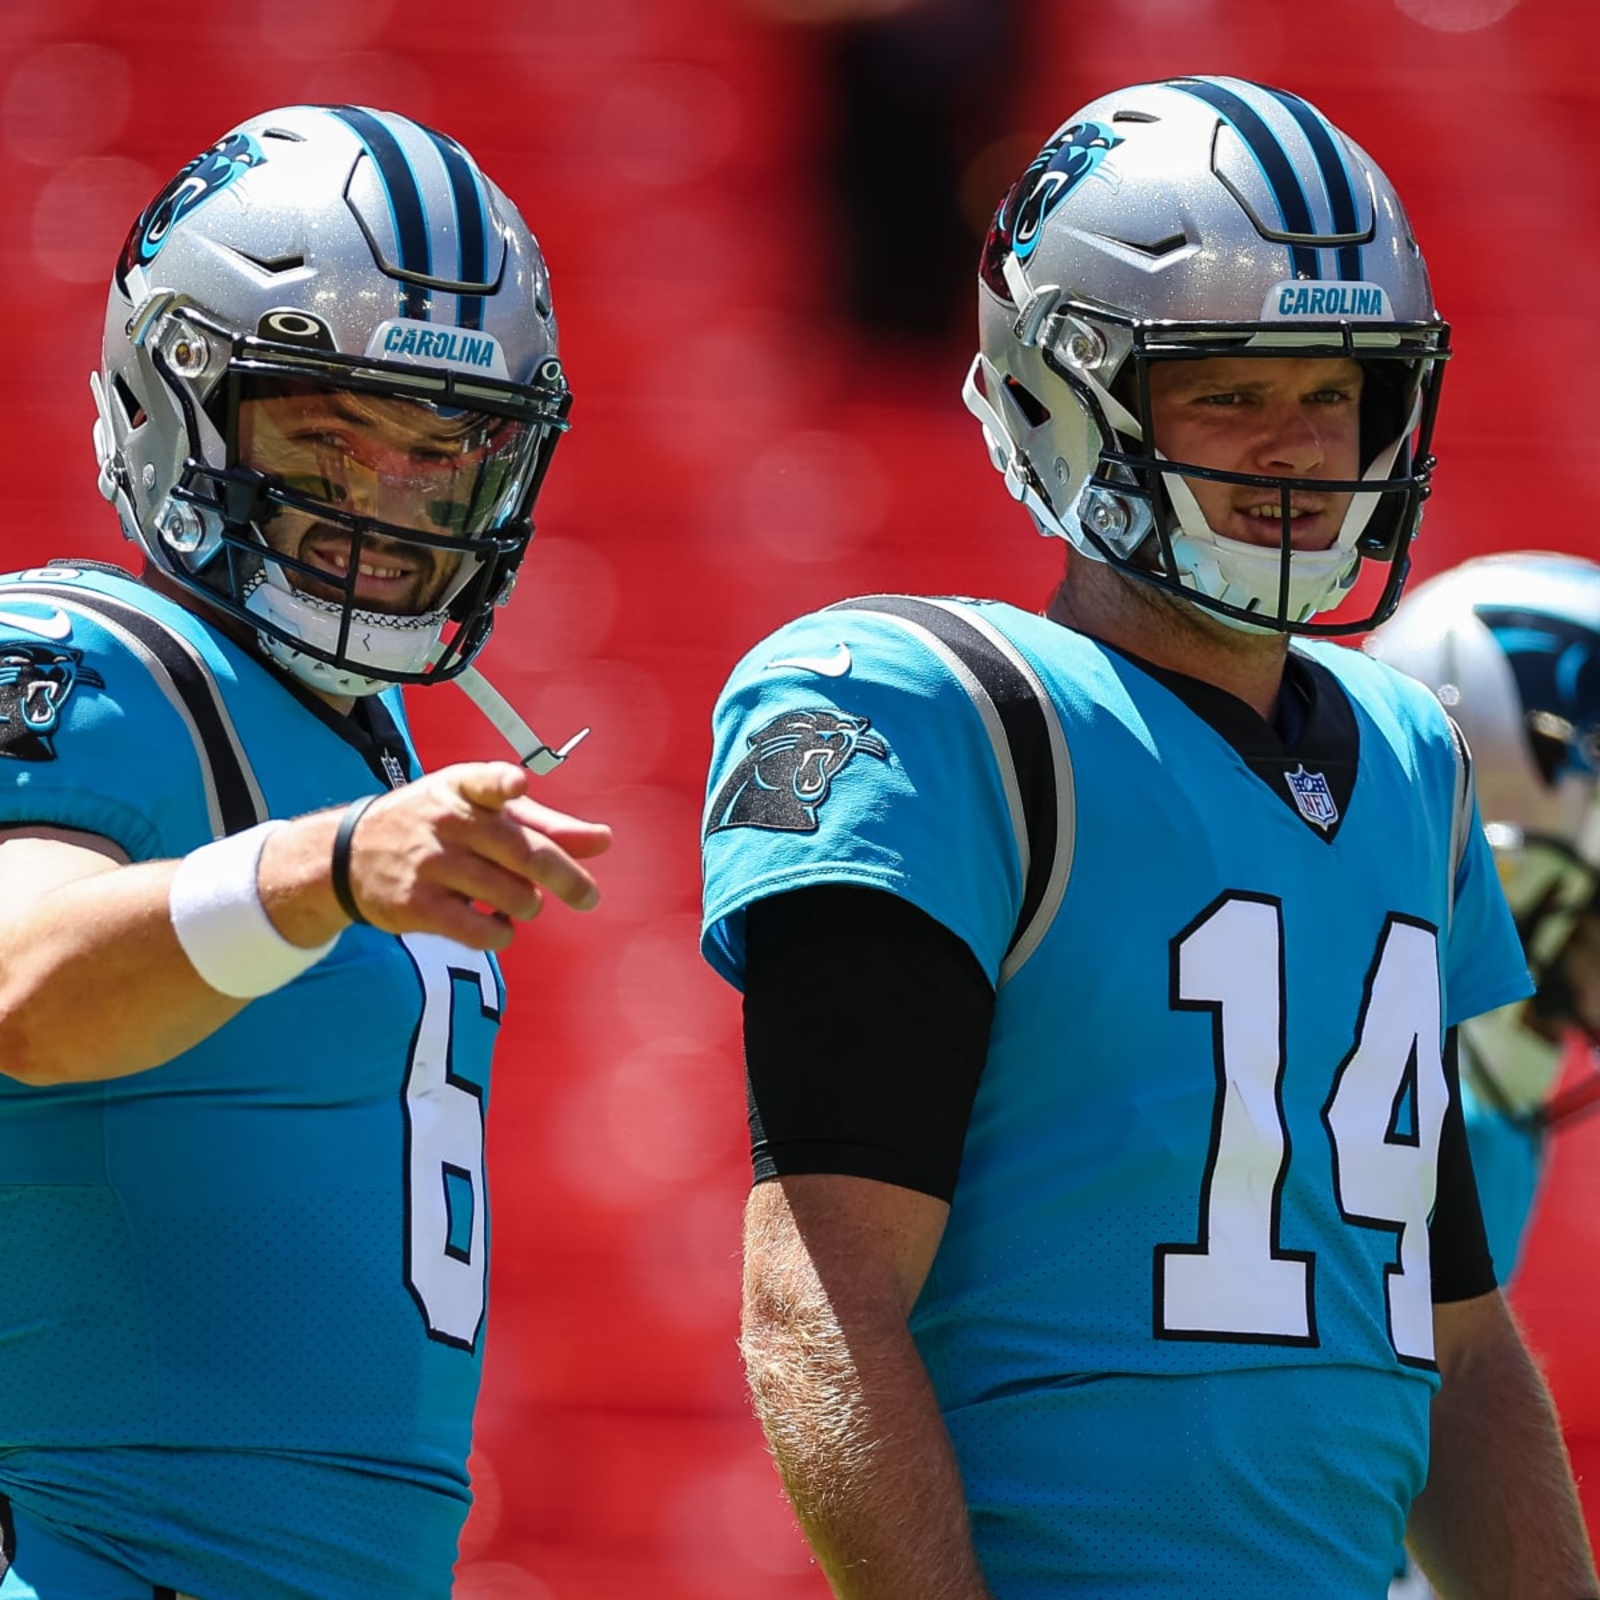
(1283, 765), (1339, 831)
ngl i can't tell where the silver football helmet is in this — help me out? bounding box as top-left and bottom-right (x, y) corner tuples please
(1367, 552), (1600, 1122)
(93, 105), (571, 698)
(965, 76), (1450, 635)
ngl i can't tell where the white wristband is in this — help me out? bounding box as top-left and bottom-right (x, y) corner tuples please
(169, 820), (340, 998)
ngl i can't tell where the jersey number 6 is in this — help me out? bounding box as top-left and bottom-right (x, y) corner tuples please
(1155, 891), (1445, 1365)
(401, 933), (499, 1350)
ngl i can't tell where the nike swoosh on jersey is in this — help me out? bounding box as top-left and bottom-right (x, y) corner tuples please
(764, 644), (852, 677)
(0, 606), (72, 641)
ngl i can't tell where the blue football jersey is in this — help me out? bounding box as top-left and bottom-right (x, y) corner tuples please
(702, 596), (1531, 1599)
(0, 566), (502, 1600)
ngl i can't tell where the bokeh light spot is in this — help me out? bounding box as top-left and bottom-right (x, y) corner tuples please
(33, 156), (155, 284)
(254, 0), (399, 59)
(595, 64), (742, 188)
(4, 43), (131, 167)
(1395, 0), (1519, 27)
(748, 430), (891, 564)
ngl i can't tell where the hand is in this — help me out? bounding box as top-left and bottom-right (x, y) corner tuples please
(342, 763), (611, 949)
(261, 763), (611, 953)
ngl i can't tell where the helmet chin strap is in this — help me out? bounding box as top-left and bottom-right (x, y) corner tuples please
(1162, 470), (1363, 629)
(454, 666), (589, 776)
(247, 579), (589, 774)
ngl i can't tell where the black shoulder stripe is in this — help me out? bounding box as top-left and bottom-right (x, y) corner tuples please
(1444, 711), (1475, 929)
(330, 105), (432, 320)
(826, 595), (1074, 980)
(5, 585), (267, 839)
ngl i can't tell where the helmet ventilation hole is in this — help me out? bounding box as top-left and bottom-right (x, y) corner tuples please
(111, 373), (147, 430)
(1005, 376), (1051, 429)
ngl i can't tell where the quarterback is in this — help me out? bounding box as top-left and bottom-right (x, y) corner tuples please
(0, 107), (607, 1599)
(702, 77), (1596, 1597)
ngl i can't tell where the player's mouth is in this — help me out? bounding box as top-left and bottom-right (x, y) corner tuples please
(1230, 497), (1344, 553)
(297, 534), (435, 613)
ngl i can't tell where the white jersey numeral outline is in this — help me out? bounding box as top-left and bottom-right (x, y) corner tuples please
(400, 933), (498, 1350)
(1156, 893), (1445, 1364)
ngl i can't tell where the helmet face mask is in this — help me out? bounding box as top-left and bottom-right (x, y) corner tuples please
(94, 106), (571, 695)
(965, 76), (1450, 636)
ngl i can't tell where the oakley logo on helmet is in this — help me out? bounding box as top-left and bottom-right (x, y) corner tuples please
(1008, 122), (1123, 263)
(259, 310), (337, 351)
(368, 319), (510, 378)
(120, 132), (265, 283)
(1264, 281), (1394, 320)
(705, 709), (889, 835)
(0, 642), (103, 762)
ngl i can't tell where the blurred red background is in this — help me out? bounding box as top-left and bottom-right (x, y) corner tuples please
(2, 0), (1597, 1593)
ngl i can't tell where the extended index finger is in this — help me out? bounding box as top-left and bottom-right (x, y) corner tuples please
(512, 829), (604, 911)
(501, 795), (613, 859)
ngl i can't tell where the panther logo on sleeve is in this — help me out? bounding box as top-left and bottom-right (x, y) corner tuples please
(0, 642), (104, 761)
(706, 709), (889, 835)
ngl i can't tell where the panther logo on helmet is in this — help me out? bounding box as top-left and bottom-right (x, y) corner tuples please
(1476, 609), (1600, 784)
(0, 642), (104, 762)
(1007, 122), (1123, 263)
(706, 709), (889, 835)
(119, 131), (266, 282)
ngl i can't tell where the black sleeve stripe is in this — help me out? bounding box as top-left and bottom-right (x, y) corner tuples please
(744, 884), (995, 1200)
(1430, 1026), (1498, 1303)
(826, 594), (1075, 983)
(5, 585), (268, 838)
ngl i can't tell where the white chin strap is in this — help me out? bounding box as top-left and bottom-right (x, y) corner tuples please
(966, 352), (1416, 631)
(454, 666), (590, 775)
(1160, 469), (1370, 631)
(245, 572), (590, 775)
(247, 577), (445, 697)
(1156, 388), (1417, 630)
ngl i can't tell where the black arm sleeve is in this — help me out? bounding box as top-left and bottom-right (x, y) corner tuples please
(1430, 1026), (1499, 1303)
(742, 884), (996, 1201)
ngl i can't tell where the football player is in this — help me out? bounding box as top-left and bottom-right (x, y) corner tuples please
(1369, 553), (1600, 1278)
(0, 107), (608, 1600)
(1371, 552), (1600, 1600)
(701, 78), (1596, 1597)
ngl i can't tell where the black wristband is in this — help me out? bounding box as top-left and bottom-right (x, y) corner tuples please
(331, 794), (380, 927)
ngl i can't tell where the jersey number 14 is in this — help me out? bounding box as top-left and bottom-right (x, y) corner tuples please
(1155, 892), (1444, 1365)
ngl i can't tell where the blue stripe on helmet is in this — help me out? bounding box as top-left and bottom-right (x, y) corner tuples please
(1263, 88), (1364, 281)
(329, 105), (432, 321)
(420, 126), (490, 332)
(1167, 78), (1319, 281)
